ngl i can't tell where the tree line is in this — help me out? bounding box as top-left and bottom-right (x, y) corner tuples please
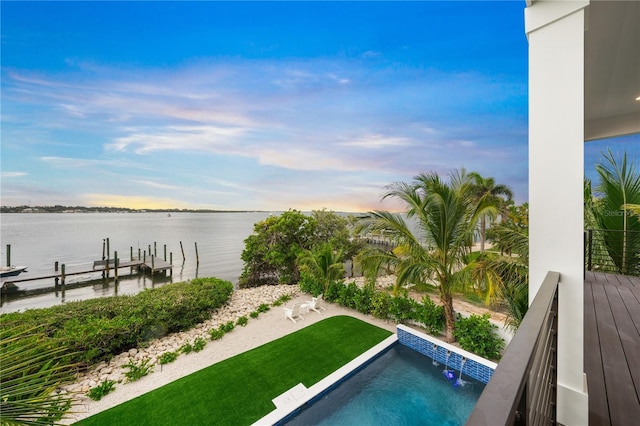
(239, 169), (523, 344)
(239, 150), (639, 344)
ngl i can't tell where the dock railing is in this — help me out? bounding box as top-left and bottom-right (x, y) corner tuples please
(466, 271), (559, 425)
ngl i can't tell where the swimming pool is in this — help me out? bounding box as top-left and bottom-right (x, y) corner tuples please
(281, 344), (485, 425)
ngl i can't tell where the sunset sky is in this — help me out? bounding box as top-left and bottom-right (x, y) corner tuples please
(2, 1), (638, 212)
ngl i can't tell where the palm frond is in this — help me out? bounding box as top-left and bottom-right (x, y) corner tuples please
(0, 323), (77, 425)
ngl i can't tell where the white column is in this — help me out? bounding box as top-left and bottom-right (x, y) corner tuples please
(526, 1), (589, 424)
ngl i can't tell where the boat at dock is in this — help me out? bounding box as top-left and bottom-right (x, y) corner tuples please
(0, 265), (28, 278)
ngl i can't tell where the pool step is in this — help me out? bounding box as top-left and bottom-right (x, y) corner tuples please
(272, 383), (308, 409)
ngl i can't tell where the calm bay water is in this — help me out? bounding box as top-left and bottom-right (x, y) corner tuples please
(0, 212), (273, 313)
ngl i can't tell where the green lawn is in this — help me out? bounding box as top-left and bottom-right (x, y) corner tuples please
(78, 315), (392, 426)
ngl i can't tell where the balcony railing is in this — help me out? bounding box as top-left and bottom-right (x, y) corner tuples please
(466, 271), (559, 426)
(584, 229), (640, 276)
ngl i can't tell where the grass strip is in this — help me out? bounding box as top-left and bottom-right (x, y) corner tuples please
(78, 315), (392, 426)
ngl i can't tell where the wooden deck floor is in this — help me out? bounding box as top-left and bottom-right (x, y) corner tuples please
(584, 272), (640, 425)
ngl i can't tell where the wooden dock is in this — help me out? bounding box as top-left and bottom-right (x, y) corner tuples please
(1, 239), (183, 294)
(2, 256), (172, 286)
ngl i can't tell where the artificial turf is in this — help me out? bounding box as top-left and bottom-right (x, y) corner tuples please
(78, 315), (392, 426)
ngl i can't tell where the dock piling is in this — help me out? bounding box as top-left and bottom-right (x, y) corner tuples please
(60, 265), (66, 301)
(114, 251), (118, 280)
(180, 241), (185, 263)
(105, 238), (111, 278)
(195, 242), (199, 265)
(6, 244), (10, 267)
(3, 237), (174, 288)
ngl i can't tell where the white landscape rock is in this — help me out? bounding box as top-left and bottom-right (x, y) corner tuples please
(61, 284), (300, 400)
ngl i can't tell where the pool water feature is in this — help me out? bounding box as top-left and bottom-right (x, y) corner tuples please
(282, 344), (485, 425)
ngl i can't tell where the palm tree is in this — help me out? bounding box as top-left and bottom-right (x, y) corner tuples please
(468, 172), (514, 252)
(473, 222), (529, 331)
(297, 243), (345, 296)
(357, 170), (495, 342)
(1, 323), (76, 425)
(592, 150), (640, 275)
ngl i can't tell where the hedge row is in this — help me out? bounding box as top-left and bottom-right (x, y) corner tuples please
(299, 275), (446, 335)
(299, 275), (504, 360)
(0, 277), (234, 366)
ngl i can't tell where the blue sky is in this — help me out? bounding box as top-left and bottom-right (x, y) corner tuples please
(1, 2), (637, 212)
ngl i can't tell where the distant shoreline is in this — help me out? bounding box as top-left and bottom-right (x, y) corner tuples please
(0, 206), (271, 214)
(1, 206), (362, 215)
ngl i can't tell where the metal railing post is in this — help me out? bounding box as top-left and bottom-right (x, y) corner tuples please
(466, 271), (560, 426)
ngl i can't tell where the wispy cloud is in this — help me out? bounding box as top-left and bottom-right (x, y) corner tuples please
(107, 125), (250, 154)
(339, 134), (412, 149)
(2, 31), (529, 210)
(40, 156), (149, 170)
(136, 180), (183, 191)
(1, 171), (28, 178)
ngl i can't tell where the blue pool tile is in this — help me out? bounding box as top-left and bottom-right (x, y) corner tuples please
(397, 326), (495, 384)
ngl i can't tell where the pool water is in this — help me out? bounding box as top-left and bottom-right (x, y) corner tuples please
(283, 344), (484, 426)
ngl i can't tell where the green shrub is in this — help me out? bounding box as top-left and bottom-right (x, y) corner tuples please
(279, 294), (292, 303)
(123, 358), (154, 382)
(192, 337), (207, 352)
(271, 294), (292, 307)
(353, 287), (373, 314)
(324, 281), (343, 303)
(249, 311), (260, 319)
(338, 281), (359, 309)
(388, 295), (416, 324)
(88, 380), (116, 401)
(453, 313), (504, 360)
(220, 321), (235, 333)
(0, 277), (233, 366)
(209, 328), (225, 340)
(236, 316), (248, 327)
(179, 342), (193, 354)
(158, 351), (179, 365)
(298, 274), (324, 296)
(413, 296), (445, 335)
(257, 303), (270, 313)
(370, 291), (392, 319)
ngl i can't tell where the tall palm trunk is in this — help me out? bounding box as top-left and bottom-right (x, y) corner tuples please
(480, 215), (486, 252)
(441, 292), (456, 343)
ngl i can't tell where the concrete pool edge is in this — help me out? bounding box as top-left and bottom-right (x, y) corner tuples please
(253, 334), (398, 426)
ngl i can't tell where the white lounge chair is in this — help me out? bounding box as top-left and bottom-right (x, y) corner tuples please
(284, 302), (305, 323)
(306, 294), (325, 313)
